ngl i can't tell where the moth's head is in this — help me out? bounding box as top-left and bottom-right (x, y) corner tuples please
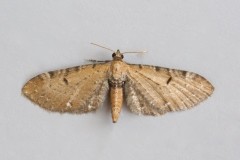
(112, 50), (124, 60)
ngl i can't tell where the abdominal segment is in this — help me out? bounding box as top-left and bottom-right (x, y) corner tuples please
(110, 87), (123, 123)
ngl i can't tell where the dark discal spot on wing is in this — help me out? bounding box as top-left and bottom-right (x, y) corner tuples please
(167, 77), (172, 84)
(63, 78), (68, 85)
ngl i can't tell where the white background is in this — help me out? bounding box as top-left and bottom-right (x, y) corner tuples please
(1, 0), (240, 160)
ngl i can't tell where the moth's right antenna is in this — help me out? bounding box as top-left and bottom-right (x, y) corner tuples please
(90, 43), (115, 52)
(122, 51), (147, 54)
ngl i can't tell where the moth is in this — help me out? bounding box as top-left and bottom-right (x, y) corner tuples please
(22, 44), (214, 123)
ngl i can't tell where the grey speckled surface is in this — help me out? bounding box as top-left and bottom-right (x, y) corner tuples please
(1, 0), (240, 159)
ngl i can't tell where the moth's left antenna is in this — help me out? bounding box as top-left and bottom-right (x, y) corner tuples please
(90, 43), (115, 52)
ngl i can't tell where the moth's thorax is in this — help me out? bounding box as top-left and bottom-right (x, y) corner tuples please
(109, 60), (128, 84)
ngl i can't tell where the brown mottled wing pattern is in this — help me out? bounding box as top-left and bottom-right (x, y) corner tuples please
(22, 63), (110, 113)
(125, 64), (214, 116)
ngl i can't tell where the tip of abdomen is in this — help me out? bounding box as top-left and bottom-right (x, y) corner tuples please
(112, 108), (120, 123)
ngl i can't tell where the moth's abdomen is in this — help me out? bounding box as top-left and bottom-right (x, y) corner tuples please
(110, 87), (123, 123)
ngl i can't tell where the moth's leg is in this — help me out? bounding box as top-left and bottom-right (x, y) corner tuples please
(86, 59), (111, 63)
